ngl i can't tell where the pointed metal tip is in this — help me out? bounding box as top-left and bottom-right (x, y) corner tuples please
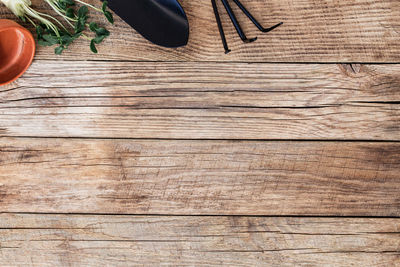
(243, 37), (257, 43)
(261, 22), (284, 33)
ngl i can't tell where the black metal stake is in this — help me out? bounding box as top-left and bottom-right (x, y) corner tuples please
(231, 0), (283, 32)
(211, 0), (231, 54)
(220, 0), (257, 43)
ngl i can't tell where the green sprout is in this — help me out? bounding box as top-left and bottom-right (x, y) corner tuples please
(1, 0), (114, 54)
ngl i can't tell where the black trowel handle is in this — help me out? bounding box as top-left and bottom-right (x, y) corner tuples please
(104, 0), (189, 48)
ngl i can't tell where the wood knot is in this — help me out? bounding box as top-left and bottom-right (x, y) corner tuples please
(339, 64), (362, 77)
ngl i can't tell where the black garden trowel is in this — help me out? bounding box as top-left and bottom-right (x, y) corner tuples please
(105, 0), (189, 48)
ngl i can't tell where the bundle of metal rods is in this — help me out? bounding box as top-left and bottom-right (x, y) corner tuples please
(211, 0), (283, 53)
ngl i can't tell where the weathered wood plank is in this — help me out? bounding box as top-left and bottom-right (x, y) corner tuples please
(0, 214), (399, 266)
(1, 0), (399, 62)
(1, 62), (399, 140)
(0, 138), (399, 216)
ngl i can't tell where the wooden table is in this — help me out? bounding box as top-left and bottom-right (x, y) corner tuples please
(1, 0), (400, 266)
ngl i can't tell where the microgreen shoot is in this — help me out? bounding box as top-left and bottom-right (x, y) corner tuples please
(1, 0), (114, 54)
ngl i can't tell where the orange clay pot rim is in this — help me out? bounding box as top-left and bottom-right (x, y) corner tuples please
(0, 22), (36, 87)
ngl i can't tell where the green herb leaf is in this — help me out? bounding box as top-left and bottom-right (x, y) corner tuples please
(74, 5), (89, 34)
(102, 1), (108, 12)
(89, 22), (109, 38)
(63, 0), (75, 5)
(60, 35), (72, 46)
(77, 5), (88, 18)
(93, 35), (106, 44)
(38, 40), (52, 46)
(104, 10), (114, 24)
(55, 46), (65, 54)
(36, 25), (44, 39)
(42, 34), (60, 45)
(89, 22), (98, 32)
(73, 32), (82, 39)
(74, 13), (88, 34)
(95, 27), (109, 37)
(66, 7), (75, 18)
(58, 0), (75, 10)
(90, 39), (98, 53)
(101, 1), (113, 24)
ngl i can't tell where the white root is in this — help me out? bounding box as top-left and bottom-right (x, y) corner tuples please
(1, 0), (32, 17)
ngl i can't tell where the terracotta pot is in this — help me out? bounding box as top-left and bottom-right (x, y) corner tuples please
(0, 19), (35, 86)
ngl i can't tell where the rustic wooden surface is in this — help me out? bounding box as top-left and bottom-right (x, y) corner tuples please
(1, 0), (400, 62)
(1, 214), (399, 266)
(1, 138), (400, 216)
(1, 62), (400, 140)
(1, 0), (400, 266)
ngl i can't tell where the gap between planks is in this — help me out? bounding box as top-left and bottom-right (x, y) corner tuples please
(1, 212), (400, 219)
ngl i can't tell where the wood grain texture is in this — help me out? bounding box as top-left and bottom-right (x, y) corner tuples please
(1, 138), (399, 216)
(0, 214), (399, 266)
(1, 0), (399, 62)
(1, 62), (399, 140)
(1, 0), (399, 264)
